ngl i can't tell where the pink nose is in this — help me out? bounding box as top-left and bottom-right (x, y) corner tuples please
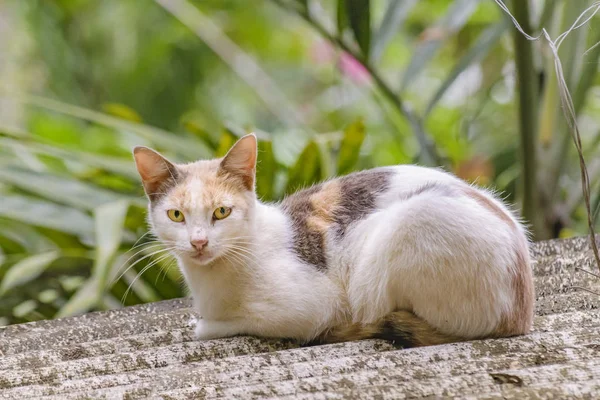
(190, 238), (208, 251)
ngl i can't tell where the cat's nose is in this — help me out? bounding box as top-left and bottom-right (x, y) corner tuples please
(190, 238), (208, 251)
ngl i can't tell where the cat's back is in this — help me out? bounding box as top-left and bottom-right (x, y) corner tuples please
(278, 165), (468, 269)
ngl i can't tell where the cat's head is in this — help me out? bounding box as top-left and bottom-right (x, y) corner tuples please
(133, 134), (257, 266)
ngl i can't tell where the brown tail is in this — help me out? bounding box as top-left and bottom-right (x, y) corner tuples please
(314, 311), (461, 348)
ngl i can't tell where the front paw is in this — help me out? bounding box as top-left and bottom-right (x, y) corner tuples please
(194, 319), (235, 340)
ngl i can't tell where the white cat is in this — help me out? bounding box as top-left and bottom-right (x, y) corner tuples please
(133, 134), (534, 346)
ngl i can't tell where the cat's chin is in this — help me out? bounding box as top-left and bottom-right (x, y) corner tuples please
(184, 252), (217, 266)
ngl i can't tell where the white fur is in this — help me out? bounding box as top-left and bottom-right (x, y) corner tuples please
(150, 165), (527, 342)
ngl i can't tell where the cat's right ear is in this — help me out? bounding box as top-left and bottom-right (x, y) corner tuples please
(133, 147), (178, 199)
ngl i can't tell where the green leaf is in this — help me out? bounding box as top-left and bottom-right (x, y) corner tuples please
(425, 19), (509, 116)
(400, 0), (479, 92)
(216, 130), (238, 157)
(346, 0), (371, 59)
(0, 219), (57, 252)
(0, 194), (94, 237)
(0, 251), (60, 295)
(337, 119), (366, 175)
(0, 166), (141, 211)
(93, 200), (129, 290)
(56, 278), (100, 318)
(16, 94), (210, 159)
(102, 103), (143, 123)
(337, 0), (349, 35)
(285, 141), (322, 194)
(0, 137), (138, 179)
(371, 0), (418, 62)
(256, 140), (276, 200)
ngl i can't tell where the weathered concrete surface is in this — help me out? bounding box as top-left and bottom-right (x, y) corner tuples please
(0, 236), (599, 399)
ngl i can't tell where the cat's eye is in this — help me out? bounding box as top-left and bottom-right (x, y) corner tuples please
(213, 206), (232, 220)
(167, 209), (185, 222)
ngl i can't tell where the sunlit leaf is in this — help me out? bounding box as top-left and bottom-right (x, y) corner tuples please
(0, 194), (94, 237)
(13, 300), (38, 319)
(102, 103), (143, 123)
(425, 19), (509, 116)
(400, 0), (479, 92)
(93, 200), (129, 289)
(56, 278), (99, 318)
(0, 219), (57, 252)
(0, 137), (138, 178)
(0, 251), (60, 295)
(17, 94), (210, 159)
(285, 141), (322, 194)
(0, 167), (142, 210)
(216, 129), (238, 157)
(337, 119), (366, 175)
(371, 0), (417, 62)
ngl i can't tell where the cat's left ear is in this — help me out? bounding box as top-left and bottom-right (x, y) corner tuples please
(219, 133), (257, 191)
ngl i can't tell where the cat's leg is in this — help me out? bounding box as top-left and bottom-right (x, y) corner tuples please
(194, 318), (246, 340)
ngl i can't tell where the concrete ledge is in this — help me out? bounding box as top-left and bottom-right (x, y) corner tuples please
(0, 237), (599, 399)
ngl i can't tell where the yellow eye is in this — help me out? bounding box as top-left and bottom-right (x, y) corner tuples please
(167, 209), (185, 222)
(213, 206), (231, 220)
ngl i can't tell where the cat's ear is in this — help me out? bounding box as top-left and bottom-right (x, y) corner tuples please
(219, 133), (257, 190)
(133, 146), (179, 199)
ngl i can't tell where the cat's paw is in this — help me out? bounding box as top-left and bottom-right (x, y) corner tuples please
(194, 319), (236, 340)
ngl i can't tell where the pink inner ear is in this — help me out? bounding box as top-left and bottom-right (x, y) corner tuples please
(220, 135), (257, 189)
(134, 147), (176, 195)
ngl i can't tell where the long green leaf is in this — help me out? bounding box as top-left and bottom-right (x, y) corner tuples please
(337, 119), (366, 175)
(371, 0), (418, 62)
(425, 19), (509, 116)
(93, 200), (129, 290)
(400, 0), (480, 92)
(0, 137), (138, 178)
(15, 94), (211, 159)
(337, 0), (349, 36)
(0, 219), (57, 252)
(0, 167), (143, 210)
(256, 140), (276, 200)
(0, 251), (60, 295)
(0, 194), (94, 237)
(56, 278), (99, 318)
(285, 141), (322, 194)
(346, 0), (371, 59)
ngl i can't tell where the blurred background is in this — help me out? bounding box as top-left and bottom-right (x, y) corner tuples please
(0, 0), (599, 325)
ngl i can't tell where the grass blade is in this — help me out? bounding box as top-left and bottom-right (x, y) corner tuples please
(400, 0), (479, 92)
(337, 119), (366, 175)
(0, 251), (60, 295)
(371, 0), (418, 62)
(425, 19), (509, 116)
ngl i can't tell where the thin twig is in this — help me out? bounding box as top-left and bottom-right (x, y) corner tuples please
(271, 0), (442, 165)
(155, 0), (305, 127)
(494, 0), (600, 273)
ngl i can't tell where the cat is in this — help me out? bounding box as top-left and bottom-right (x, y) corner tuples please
(133, 133), (534, 347)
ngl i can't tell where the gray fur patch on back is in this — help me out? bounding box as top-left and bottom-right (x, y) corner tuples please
(281, 169), (392, 270)
(332, 169), (393, 237)
(281, 185), (328, 270)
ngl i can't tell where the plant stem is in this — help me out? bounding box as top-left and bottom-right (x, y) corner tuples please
(271, 0), (442, 166)
(512, 0), (548, 239)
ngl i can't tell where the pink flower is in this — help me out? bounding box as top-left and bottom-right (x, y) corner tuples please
(338, 52), (370, 85)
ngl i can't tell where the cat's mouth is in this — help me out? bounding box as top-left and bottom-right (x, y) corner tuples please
(188, 250), (215, 264)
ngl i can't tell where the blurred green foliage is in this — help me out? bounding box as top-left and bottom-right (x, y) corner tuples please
(0, 0), (599, 324)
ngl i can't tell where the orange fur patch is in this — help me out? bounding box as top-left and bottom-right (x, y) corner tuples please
(460, 185), (534, 337)
(494, 235), (535, 337)
(306, 181), (341, 232)
(460, 186), (515, 228)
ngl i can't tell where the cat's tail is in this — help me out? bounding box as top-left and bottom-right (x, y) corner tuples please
(315, 310), (462, 348)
